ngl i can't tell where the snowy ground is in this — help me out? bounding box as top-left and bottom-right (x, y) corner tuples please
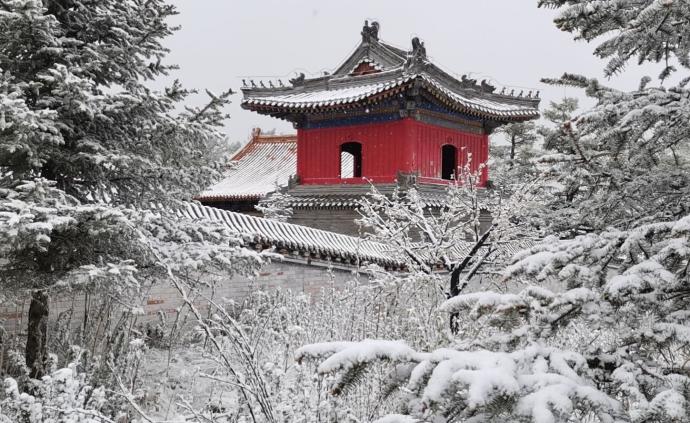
(138, 344), (239, 421)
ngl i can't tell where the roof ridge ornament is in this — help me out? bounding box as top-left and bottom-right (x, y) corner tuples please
(405, 37), (427, 70)
(480, 79), (496, 93)
(411, 37), (426, 59)
(361, 20), (380, 43)
(460, 75), (477, 88)
(289, 72), (306, 87)
(461, 75), (497, 93)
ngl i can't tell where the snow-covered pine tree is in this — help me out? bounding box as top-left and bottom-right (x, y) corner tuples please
(494, 121), (539, 164)
(539, 97), (579, 153)
(537, 0), (690, 233)
(0, 0), (259, 380)
(490, 121), (541, 192)
(299, 1), (690, 421)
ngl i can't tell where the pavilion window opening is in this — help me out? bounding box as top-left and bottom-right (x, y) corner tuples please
(340, 142), (362, 178)
(441, 144), (458, 180)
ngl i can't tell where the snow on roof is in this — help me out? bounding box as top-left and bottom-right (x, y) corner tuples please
(196, 129), (297, 202)
(241, 23), (540, 122)
(176, 203), (535, 271)
(244, 72), (539, 120)
(244, 74), (411, 109)
(181, 202), (402, 268)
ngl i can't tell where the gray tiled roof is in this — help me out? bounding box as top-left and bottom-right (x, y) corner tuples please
(177, 203), (536, 272)
(180, 202), (402, 268)
(242, 30), (540, 122)
(195, 130), (296, 202)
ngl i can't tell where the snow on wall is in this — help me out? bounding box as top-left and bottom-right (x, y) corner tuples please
(0, 260), (358, 333)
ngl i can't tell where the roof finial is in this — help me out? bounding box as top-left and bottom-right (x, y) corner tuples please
(404, 37), (427, 71)
(289, 72), (306, 87)
(411, 37), (427, 59)
(361, 20), (380, 43)
(461, 75), (478, 88)
(480, 79), (496, 93)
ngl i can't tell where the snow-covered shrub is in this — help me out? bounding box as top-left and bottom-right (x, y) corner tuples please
(153, 270), (455, 422)
(1, 363), (114, 423)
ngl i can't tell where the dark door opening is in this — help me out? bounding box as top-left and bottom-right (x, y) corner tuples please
(441, 144), (457, 180)
(340, 142), (362, 178)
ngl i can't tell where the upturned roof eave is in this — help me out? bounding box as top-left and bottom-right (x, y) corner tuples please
(241, 75), (540, 123)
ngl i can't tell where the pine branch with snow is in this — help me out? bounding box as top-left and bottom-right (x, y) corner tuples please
(297, 340), (625, 422)
(536, 1), (690, 234)
(0, 0), (261, 387)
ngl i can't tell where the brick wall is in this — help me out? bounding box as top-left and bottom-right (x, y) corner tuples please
(289, 208), (363, 236)
(0, 259), (361, 335)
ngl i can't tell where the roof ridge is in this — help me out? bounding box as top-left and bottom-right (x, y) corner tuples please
(232, 131), (296, 161)
(254, 135), (297, 143)
(378, 40), (408, 59)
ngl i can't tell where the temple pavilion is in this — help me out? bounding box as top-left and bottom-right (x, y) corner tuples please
(199, 21), (540, 235)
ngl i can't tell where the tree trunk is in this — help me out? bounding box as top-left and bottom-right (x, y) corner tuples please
(449, 267), (462, 333)
(26, 290), (49, 379)
(448, 227), (493, 333)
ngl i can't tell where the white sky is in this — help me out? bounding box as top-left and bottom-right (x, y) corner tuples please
(164, 1), (663, 144)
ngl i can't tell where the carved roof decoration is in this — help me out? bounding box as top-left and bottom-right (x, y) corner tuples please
(195, 129), (297, 202)
(242, 22), (540, 123)
(350, 58), (384, 76)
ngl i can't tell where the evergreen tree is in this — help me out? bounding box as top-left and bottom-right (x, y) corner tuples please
(495, 121), (539, 163)
(539, 97), (579, 153)
(256, 185), (294, 222)
(0, 0), (255, 379)
(490, 121), (541, 191)
(299, 1), (690, 421)
(537, 0), (690, 233)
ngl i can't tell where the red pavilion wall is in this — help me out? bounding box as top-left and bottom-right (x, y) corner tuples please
(297, 118), (489, 185)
